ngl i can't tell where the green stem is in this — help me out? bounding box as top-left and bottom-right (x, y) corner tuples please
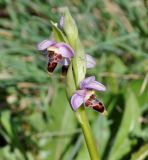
(76, 106), (100, 160)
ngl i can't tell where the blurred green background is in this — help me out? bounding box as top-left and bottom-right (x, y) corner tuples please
(0, 0), (148, 160)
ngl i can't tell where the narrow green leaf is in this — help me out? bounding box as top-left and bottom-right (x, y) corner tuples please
(131, 144), (148, 160)
(93, 116), (110, 158)
(0, 110), (13, 138)
(47, 87), (77, 160)
(108, 89), (141, 160)
(76, 138), (90, 160)
(50, 21), (68, 43)
(72, 38), (86, 87)
(66, 63), (76, 97)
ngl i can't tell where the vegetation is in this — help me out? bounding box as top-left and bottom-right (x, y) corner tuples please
(0, 0), (147, 159)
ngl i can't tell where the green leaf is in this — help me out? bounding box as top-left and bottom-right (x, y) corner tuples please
(76, 137), (90, 160)
(50, 21), (68, 43)
(0, 110), (13, 138)
(0, 146), (24, 160)
(72, 38), (86, 87)
(39, 87), (77, 160)
(66, 63), (76, 97)
(131, 144), (148, 160)
(0, 110), (27, 159)
(93, 116), (110, 158)
(108, 89), (141, 160)
(110, 55), (127, 74)
(106, 55), (127, 93)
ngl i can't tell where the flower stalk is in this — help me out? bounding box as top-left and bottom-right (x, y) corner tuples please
(76, 106), (100, 160)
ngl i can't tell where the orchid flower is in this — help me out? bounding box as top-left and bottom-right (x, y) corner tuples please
(37, 40), (96, 74)
(71, 76), (107, 114)
(37, 40), (74, 73)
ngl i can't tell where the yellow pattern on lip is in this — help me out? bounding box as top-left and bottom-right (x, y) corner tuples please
(84, 90), (95, 102)
(47, 46), (58, 53)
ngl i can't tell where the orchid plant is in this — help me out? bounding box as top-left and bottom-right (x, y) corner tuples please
(37, 8), (107, 160)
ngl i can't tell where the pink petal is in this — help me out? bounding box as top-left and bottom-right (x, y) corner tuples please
(80, 76), (106, 91)
(80, 76), (95, 89)
(37, 40), (56, 51)
(85, 81), (106, 91)
(71, 93), (84, 111)
(86, 54), (96, 68)
(56, 42), (74, 58)
(59, 16), (64, 28)
(76, 90), (88, 96)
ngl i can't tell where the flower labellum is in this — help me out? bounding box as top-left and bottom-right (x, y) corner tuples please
(71, 76), (107, 115)
(85, 94), (105, 113)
